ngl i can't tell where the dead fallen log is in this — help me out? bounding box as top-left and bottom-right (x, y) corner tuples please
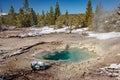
(10, 50), (29, 57)
(3, 41), (63, 59)
(3, 42), (48, 59)
(4, 69), (32, 80)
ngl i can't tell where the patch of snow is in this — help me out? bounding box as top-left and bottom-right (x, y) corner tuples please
(88, 32), (120, 40)
(40, 26), (55, 34)
(109, 63), (120, 69)
(28, 28), (41, 31)
(0, 13), (8, 16)
(19, 34), (28, 38)
(7, 25), (120, 40)
(83, 28), (88, 31)
(31, 61), (44, 69)
(105, 20), (109, 23)
(100, 63), (120, 79)
(18, 26), (70, 37)
(3, 26), (89, 38)
(72, 29), (83, 34)
(54, 27), (68, 33)
(72, 28), (88, 34)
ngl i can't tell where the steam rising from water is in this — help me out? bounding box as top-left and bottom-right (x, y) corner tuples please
(92, 3), (120, 32)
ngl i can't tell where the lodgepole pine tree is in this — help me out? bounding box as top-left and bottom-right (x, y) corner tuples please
(45, 11), (50, 25)
(17, 8), (25, 27)
(85, 0), (93, 27)
(65, 10), (69, 26)
(55, 1), (61, 20)
(23, 0), (30, 14)
(30, 8), (37, 26)
(41, 10), (46, 26)
(49, 6), (55, 25)
(8, 6), (16, 26)
(42, 10), (45, 19)
(23, 0), (31, 27)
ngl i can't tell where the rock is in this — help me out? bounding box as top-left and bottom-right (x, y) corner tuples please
(99, 63), (120, 79)
(31, 61), (52, 71)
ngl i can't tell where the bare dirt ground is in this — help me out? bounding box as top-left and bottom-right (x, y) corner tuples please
(0, 30), (120, 80)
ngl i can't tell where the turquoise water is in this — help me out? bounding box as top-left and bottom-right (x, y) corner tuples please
(42, 48), (97, 62)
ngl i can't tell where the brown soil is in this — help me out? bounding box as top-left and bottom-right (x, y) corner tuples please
(0, 30), (120, 80)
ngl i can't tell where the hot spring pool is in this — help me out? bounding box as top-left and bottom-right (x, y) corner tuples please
(36, 48), (97, 62)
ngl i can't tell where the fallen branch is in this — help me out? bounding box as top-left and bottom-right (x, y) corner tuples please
(3, 42), (48, 59)
(3, 41), (63, 59)
(4, 69), (32, 80)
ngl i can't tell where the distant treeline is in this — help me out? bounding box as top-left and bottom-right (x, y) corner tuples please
(0, 0), (93, 29)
